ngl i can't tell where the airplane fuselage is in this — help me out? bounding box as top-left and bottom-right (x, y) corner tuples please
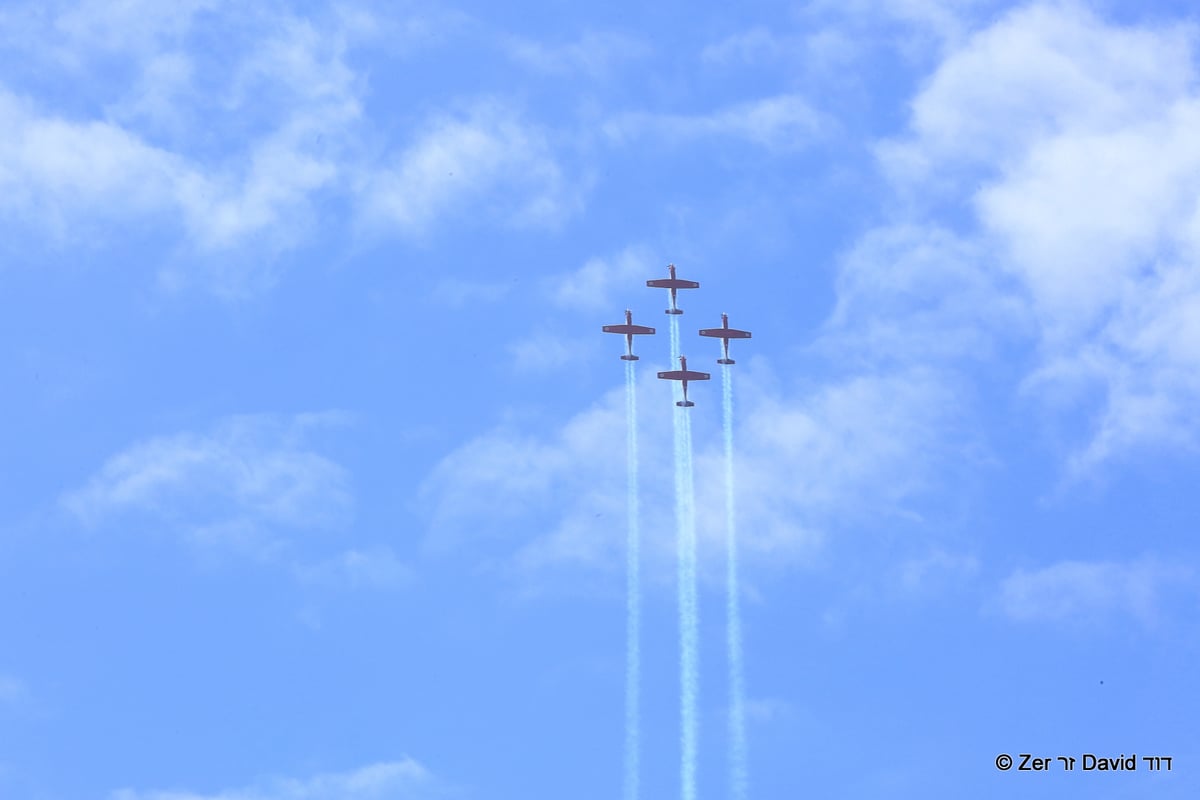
(698, 313), (752, 364)
(646, 264), (700, 314)
(602, 310), (656, 360)
(657, 355), (711, 407)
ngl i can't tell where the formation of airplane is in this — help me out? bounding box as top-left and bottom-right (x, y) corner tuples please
(602, 309), (656, 361)
(698, 313), (752, 365)
(646, 263), (700, 315)
(657, 355), (711, 408)
(600, 264), (752, 407)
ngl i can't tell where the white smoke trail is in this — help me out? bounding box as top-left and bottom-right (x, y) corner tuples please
(723, 366), (748, 800)
(624, 360), (641, 800)
(670, 315), (699, 800)
(669, 313), (680, 362)
(679, 409), (699, 800)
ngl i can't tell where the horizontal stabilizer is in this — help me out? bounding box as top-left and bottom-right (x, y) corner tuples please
(718, 358), (735, 365)
(621, 354), (639, 361)
(665, 308), (683, 315)
(676, 401), (695, 407)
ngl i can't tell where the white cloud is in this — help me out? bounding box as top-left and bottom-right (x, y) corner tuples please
(700, 25), (861, 86)
(506, 30), (649, 77)
(549, 246), (656, 312)
(840, 3), (1200, 472)
(111, 758), (443, 800)
(819, 222), (1031, 365)
(0, 674), (28, 706)
(604, 94), (827, 151)
(0, 88), (183, 229)
(294, 547), (414, 591)
(167, 15), (363, 256)
(52, 0), (218, 58)
(800, 0), (998, 63)
(870, 0), (976, 44)
(710, 366), (970, 556)
(510, 245), (662, 378)
(0, 10), (363, 296)
(420, 409), (623, 560)
(361, 101), (576, 235)
(506, 333), (576, 373)
(419, 361), (970, 580)
(700, 26), (784, 65)
(744, 696), (795, 724)
(881, 3), (1195, 183)
(996, 556), (1194, 626)
(417, 373), (671, 575)
(106, 51), (197, 134)
(62, 414), (353, 557)
(977, 105), (1200, 330)
(428, 277), (512, 308)
(896, 548), (980, 593)
(0, 5), (578, 294)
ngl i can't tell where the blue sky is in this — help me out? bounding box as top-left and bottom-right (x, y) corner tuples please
(2, 0), (1200, 797)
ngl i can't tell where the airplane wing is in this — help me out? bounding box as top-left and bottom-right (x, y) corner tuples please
(657, 369), (711, 381)
(603, 324), (656, 335)
(646, 278), (700, 289)
(698, 327), (752, 339)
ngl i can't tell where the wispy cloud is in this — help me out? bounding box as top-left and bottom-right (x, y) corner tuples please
(419, 361), (971, 581)
(0, 4), (580, 295)
(995, 556), (1194, 627)
(506, 333), (576, 373)
(360, 100), (577, 236)
(831, 3), (1200, 473)
(819, 222), (1031, 366)
(428, 277), (512, 308)
(803, 0), (995, 56)
(700, 25), (858, 76)
(744, 696), (796, 724)
(171, 14), (365, 254)
(110, 758), (445, 800)
(895, 548), (980, 594)
(701, 365), (972, 557)
(0, 674), (28, 707)
(603, 94), (827, 151)
(700, 26), (786, 65)
(0, 87), (185, 233)
(507, 245), (658, 376)
(548, 246), (656, 312)
(50, 0), (218, 58)
(62, 414), (353, 559)
(505, 30), (650, 77)
(293, 547), (414, 591)
(878, 4), (1195, 189)
(0, 7), (366, 296)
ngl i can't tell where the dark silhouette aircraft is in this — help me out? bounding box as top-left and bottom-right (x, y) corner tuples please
(657, 355), (710, 407)
(698, 313), (752, 364)
(646, 264), (699, 315)
(602, 309), (656, 361)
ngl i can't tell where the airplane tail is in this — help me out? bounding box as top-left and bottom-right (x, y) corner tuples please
(621, 355), (639, 361)
(676, 400), (695, 408)
(666, 309), (683, 315)
(718, 358), (735, 365)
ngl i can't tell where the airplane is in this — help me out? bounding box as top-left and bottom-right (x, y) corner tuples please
(646, 263), (699, 315)
(601, 309), (656, 361)
(698, 313), (752, 364)
(657, 355), (711, 407)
